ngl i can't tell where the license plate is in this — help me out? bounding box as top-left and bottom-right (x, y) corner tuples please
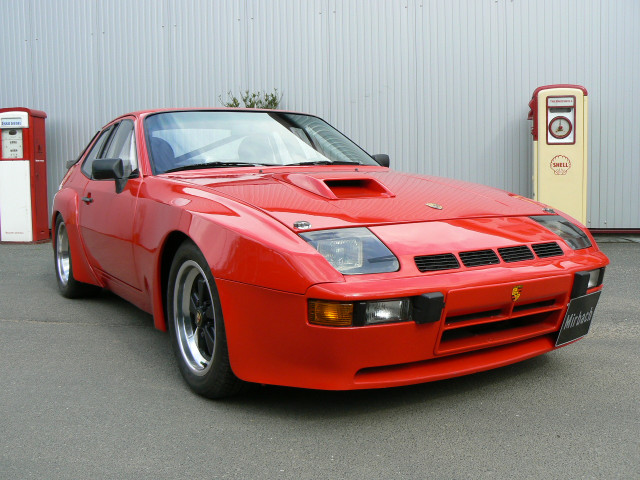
(556, 290), (602, 347)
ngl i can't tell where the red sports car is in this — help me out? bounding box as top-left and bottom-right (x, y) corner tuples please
(52, 109), (608, 398)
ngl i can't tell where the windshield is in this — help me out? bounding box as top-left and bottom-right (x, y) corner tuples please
(144, 111), (378, 174)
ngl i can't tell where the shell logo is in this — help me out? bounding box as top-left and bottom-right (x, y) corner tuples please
(550, 155), (572, 175)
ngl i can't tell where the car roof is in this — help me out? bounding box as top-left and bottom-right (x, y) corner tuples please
(113, 107), (307, 122)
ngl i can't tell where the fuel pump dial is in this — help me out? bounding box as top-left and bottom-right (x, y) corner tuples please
(549, 116), (572, 139)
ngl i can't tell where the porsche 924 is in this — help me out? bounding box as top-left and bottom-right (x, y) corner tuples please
(52, 109), (608, 398)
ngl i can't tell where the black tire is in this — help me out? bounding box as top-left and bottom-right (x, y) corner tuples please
(167, 241), (246, 398)
(53, 215), (100, 298)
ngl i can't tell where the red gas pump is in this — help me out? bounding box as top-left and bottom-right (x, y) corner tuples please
(0, 107), (49, 242)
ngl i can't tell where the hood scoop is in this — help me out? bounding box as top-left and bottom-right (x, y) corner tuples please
(276, 173), (395, 200)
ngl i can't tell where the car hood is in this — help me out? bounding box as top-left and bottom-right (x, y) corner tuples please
(171, 168), (550, 230)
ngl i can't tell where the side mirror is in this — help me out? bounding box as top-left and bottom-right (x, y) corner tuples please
(372, 154), (390, 167)
(92, 158), (127, 193)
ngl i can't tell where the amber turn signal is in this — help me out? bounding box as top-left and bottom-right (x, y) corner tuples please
(308, 300), (353, 326)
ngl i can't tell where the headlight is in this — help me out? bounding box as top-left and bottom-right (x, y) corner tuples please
(531, 215), (592, 250)
(361, 299), (411, 325)
(300, 227), (399, 274)
(308, 294), (444, 327)
(308, 298), (412, 326)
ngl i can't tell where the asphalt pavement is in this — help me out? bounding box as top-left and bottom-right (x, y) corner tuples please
(1, 240), (638, 479)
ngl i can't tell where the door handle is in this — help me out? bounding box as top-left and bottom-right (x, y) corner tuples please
(82, 196), (93, 204)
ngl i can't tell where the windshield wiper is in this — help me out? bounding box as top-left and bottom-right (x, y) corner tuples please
(164, 162), (270, 173)
(288, 160), (361, 166)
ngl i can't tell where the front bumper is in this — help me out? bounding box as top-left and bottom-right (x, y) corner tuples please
(217, 250), (608, 390)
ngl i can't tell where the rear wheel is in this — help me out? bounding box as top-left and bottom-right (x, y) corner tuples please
(167, 241), (246, 398)
(54, 215), (99, 298)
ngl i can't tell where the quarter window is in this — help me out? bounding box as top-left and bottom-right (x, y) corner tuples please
(80, 125), (113, 178)
(103, 119), (138, 176)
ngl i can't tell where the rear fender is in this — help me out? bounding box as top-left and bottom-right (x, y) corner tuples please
(51, 189), (101, 287)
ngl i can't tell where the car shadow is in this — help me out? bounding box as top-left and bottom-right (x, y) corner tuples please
(218, 354), (555, 420)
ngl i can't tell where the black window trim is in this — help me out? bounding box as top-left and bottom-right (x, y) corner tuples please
(80, 124), (116, 179)
(80, 118), (139, 180)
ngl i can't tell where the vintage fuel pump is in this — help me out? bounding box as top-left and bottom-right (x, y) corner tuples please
(0, 107), (49, 242)
(528, 85), (588, 224)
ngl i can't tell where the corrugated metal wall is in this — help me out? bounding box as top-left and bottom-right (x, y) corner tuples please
(1, 0), (638, 229)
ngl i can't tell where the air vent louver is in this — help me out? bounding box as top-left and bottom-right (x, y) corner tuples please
(459, 249), (500, 267)
(532, 242), (564, 258)
(498, 245), (535, 263)
(415, 253), (460, 272)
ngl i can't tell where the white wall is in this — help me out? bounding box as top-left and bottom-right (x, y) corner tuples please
(1, 0), (638, 228)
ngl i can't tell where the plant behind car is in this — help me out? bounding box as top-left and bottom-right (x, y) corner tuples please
(219, 89), (282, 109)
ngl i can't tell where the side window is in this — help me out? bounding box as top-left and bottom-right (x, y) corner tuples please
(103, 119), (138, 176)
(80, 126), (113, 178)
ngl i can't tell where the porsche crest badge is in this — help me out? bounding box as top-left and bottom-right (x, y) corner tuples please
(511, 285), (523, 302)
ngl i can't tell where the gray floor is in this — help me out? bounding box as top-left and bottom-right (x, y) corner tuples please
(593, 233), (640, 244)
(1, 241), (638, 479)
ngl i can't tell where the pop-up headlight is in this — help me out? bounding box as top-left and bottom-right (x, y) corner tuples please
(531, 215), (592, 250)
(300, 227), (399, 274)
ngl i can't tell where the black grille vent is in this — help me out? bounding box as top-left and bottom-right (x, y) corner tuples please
(532, 242), (564, 258)
(498, 245), (535, 263)
(415, 253), (460, 272)
(459, 249), (500, 267)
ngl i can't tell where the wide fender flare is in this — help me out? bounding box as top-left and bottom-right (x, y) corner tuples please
(183, 212), (342, 377)
(145, 204), (336, 330)
(142, 176), (343, 333)
(153, 208), (344, 370)
(183, 204), (344, 291)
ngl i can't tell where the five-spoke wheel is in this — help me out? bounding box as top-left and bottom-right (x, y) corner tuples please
(172, 259), (217, 375)
(167, 241), (245, 398)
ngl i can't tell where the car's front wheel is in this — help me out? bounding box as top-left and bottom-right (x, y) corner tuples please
(53, 215), (100, 298)
(167, 241), (246, 398)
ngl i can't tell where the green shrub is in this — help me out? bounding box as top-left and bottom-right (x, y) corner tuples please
(219, 89), (282, 109)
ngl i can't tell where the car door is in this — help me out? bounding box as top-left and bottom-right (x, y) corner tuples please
(78, 118), (142, 290)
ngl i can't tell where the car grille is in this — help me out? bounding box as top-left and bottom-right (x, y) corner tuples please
(459, 249), (500, 267)
(498, 245), (535, 263)
(532, 242), (564, 257)
(413, 242), (565, 272)
(414, 253), (460, 272)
